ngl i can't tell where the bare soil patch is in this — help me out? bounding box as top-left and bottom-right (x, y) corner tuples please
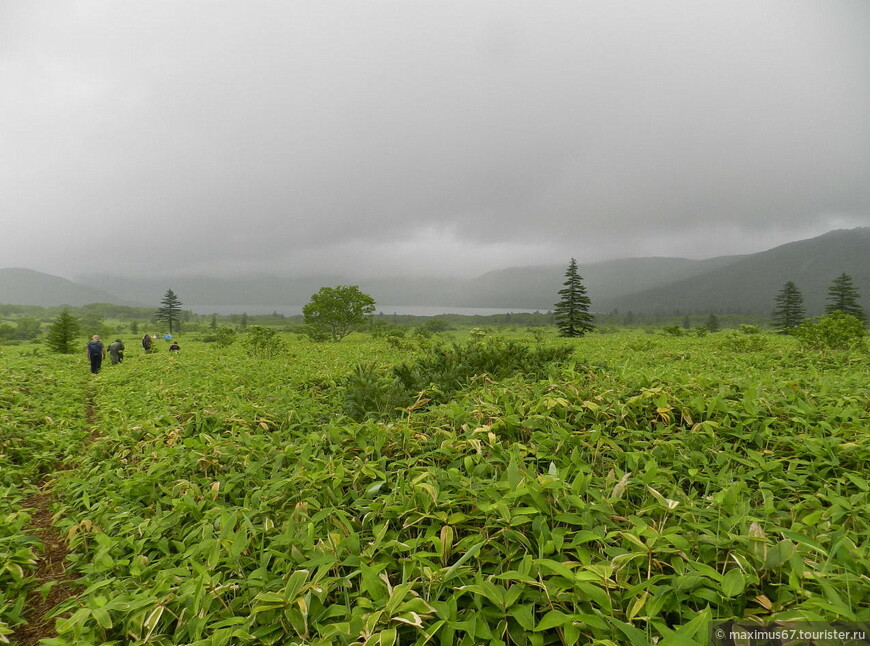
(9, 488), (82, 646)
(10, 387), (97, 645)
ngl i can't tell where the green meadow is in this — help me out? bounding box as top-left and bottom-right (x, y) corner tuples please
(1, 329), (868, 645)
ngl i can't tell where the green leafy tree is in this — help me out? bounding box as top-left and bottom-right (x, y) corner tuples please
(155, 289), (183, 334)
(79, 311), (109, 339)
(12, 318), (41, 340)
(45, 310), (81, 354)
(303, 285), (376, 342)
(554, 258), (594, 337)
(773, 281), (805, 332)
(825, 273), (865, 322)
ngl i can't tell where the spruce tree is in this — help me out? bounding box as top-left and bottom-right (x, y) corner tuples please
(772, 281), (805, 332)
(825, 273), (865, 322)
(705, 314), (720, 333)
(45, 310), (81, 354)
(155, 289), (183, 334)
(554, 258), (594, 337)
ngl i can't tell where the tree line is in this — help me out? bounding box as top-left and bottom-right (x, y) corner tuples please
(13, 264), (868, 353)
(773, 273), (865, 332)
(552, 261), (865, 338)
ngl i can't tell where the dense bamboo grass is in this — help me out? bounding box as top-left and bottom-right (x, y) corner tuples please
(1, 330), (867, 645)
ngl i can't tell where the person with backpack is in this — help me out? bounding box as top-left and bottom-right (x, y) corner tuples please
(86, 335), (106, 374)
(108, 338), (125, 364)
(142, 334), (153, 353)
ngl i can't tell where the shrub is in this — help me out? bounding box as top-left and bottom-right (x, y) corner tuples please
(626, 338), (657, 352)
(215, 326), (237, 348)
(423, 319), (450, 333)
(342, 336), (574, 419)
(469, 327), (487, 341)
(243, 326), (286, 358)
(793, 312), (866, 351)
(342, 363), (411, 419)
(720, 330), (770, 353)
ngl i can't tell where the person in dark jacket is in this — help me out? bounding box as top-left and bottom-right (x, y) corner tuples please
(142, 334), (153, 353)
(86, 335), (106, 374)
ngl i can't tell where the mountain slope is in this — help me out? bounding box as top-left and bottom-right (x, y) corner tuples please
(0, 268), (125, 307)
(595, 228), (870, 315)
(458, 255), (746, 309)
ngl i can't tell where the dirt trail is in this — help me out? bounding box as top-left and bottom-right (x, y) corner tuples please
(10, 487), (82, 646)
(10, 387), (97, 645)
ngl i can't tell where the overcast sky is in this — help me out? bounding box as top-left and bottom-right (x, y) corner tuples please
(2, 1), (869, 280)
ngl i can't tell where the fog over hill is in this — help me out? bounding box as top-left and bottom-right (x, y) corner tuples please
(0, 268), (123, 307)
(3, 228), (867, 317)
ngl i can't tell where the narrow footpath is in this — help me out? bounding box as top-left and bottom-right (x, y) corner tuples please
(10, 387), (97, 646)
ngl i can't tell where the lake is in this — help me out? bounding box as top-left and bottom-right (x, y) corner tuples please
(189, 304), (550, 317)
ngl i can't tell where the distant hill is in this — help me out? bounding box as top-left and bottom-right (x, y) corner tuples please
(0, 267), (124, 307)
(8, 228), (869, 316)
(75, 273), (349, 312)
(594, 227), (870, 316)
(71, 253), (754, 311)
(392, 228), (867, 316)
(418, 228), (868, 315)
(456, 255), (746, 309)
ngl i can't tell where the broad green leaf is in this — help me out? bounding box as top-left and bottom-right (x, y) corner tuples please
(720, 569), (745, 597)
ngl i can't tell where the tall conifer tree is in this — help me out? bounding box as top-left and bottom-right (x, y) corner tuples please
(156, 289), (183, 334)
(772, 281), (805, 332)
(46, 310), (81, 354)
(554, 258), (594, 337)
(825, 273), (865, 322)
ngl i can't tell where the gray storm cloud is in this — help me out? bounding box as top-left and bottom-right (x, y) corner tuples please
(1, 1), (869, 279)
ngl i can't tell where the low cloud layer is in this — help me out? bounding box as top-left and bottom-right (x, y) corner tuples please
(2, 1), (869, 279)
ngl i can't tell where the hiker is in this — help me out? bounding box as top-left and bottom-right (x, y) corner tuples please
(142, 334), (153, 353)
(86, 335), (106, 374)
(168, 341), (180, 352)
(108, 338), (125, 364)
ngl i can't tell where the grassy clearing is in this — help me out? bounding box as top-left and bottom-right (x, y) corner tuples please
(1, 330), (867, 645)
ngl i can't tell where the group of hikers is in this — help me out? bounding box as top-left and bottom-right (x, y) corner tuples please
(86, 334), (180, 374)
